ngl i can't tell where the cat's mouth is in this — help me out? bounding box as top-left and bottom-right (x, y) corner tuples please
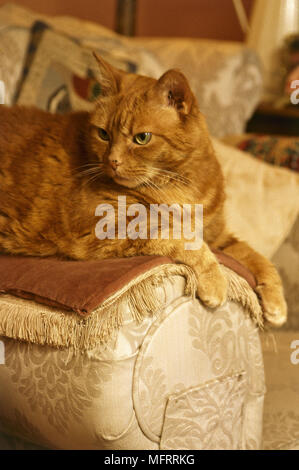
(107, 167), (138, 188)
(114, 175), (141, 189)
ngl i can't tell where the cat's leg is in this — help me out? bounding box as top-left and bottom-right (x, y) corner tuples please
(183, 241), (228, 308)
(128, 239), (228, 309)
(219, 235), (287, 327)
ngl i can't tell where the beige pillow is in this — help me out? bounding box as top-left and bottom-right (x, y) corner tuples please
(133, 37), (263, 138)
(213, 138), (299, 259)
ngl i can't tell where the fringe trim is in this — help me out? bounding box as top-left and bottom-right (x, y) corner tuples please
(0, 264), (263, 351)
(222, 266), (263, 330)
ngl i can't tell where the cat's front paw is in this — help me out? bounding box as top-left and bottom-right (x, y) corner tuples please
(256, 283), (287, 327)
(196, 262), (228, 309)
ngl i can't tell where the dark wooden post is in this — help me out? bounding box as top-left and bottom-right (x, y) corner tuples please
(115, 0), (137, 36)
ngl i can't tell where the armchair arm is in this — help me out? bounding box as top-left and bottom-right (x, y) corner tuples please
(132, 279), (265, 450)
(0, 271), (265, 450)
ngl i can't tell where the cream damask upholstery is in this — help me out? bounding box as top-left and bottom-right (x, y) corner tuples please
(0, 275), (265, 450)
(262, 331), (299, 450)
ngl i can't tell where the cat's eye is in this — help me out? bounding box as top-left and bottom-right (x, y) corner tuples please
(98, 128), (110, 141)
(134, 132), (152, 145)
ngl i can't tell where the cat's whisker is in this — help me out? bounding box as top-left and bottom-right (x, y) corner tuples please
(140, 177), (168, 200)
(149, 166), (191, 181)
(145, 170), (169, 185)
(143, 171), (190, 201)
(151, 173), (189, 189)
(144, 172), (173, 190)
(72, 163), (105, 177)
(143, 172), (164, 188)
(149, 167), (191, 185)
(80, 168), (103, 177)
(72, 163), (104, 171)
(84, 170), (105, 186)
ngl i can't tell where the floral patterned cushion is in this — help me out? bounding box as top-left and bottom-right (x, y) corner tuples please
(223, 134), (299, 173)
(0, 3), (262, 137)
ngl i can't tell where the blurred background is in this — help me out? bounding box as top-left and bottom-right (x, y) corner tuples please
(1, 0), (253, 40)
(0, 0), (299, 452)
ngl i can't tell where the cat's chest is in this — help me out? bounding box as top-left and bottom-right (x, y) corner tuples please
(77, 182), (203, 220)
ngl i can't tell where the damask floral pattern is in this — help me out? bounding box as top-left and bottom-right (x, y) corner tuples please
(0, 294), (265, 449)
(188, 301), (265, 392)
(0, 409), (52, 449)
(135, 355), (185, 442)
(3, 338), (114, 434)
(263, 411), (299, 450)
(133, 297), (265, 450)
(262, 331), (299, 450)
(160, 373), (247, 450)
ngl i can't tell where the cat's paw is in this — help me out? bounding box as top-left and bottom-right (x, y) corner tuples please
(196, 262), (228, 309)
(256, 283), (287, 327)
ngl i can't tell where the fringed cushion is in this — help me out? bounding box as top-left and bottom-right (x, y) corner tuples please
(0, 252), (256, 317)
(0, 254), (263, 350)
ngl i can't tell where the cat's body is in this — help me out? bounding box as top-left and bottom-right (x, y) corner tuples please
(0, 105), (224, 258)
(0, 56), (287, 326)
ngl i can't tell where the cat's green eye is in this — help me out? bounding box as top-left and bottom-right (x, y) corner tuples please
(134, 132), (152, 145)
(98, 128), (110, 141)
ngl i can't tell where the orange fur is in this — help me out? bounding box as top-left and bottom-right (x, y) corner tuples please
(0, 55), (287, 326)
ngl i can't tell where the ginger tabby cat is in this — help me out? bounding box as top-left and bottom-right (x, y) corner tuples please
(0, 54), (287, 327)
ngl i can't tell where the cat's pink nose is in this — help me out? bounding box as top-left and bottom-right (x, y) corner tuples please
(109, 159), (120, 171)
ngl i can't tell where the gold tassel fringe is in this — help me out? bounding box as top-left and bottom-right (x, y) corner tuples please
(0, 264), (263, 351)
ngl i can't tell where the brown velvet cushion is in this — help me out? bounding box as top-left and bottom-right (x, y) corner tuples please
(0, 253), (256, 316)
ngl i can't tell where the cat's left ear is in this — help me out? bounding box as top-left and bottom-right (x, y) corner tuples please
(156, 69), (194, 115)
(93, 52), (125, 96)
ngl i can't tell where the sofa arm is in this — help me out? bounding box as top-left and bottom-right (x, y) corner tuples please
(132, 289), (265, 450)
(0, 271), (265, 450)
(133, 37), (263, 138)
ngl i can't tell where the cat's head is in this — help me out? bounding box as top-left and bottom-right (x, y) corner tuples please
(88, 53), (209, 189)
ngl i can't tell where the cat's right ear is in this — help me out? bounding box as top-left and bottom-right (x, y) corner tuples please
(93, 52), (125, 96)
(155, 69), (194, 115)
